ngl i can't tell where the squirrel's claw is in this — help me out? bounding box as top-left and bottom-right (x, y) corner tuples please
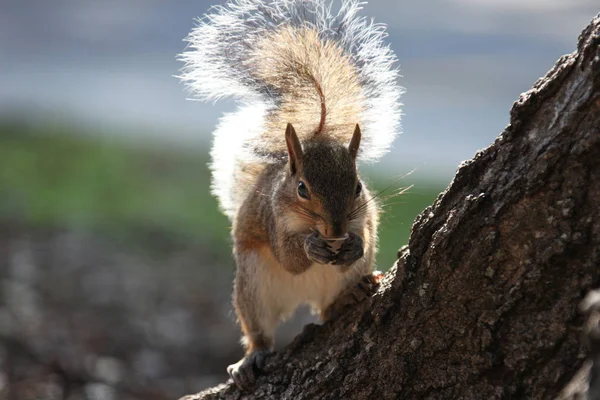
(321, 271), (383, 321)
(227, 350), (268, 391)
(332, 233), (364, 266)
(304, 232), (336, 264)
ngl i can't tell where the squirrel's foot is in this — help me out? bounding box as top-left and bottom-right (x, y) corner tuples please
(321, 270), (384, 321)
(332, 232), (364, 266)
(227, 349), (269, 391)
(304, 231), (336, 264)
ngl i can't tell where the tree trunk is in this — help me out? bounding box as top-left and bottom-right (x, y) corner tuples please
(181, 15), (600, 400)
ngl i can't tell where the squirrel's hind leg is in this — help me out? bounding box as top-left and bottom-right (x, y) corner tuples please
(229, 248), (279, 390)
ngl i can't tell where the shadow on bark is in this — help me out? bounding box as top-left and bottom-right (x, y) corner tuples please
(181, 14), (600, 400)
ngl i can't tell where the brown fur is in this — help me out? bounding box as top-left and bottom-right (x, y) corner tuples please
(225, 23), (381, 390)
(231, 127), (379, 360)
(182, 2), (401, 389)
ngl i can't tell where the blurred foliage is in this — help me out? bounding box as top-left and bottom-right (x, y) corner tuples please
(0, 121), (444, 270)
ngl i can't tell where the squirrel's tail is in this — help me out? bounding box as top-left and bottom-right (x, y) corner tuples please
(180, 0), (402, 217)
(180, 0), (402, 161)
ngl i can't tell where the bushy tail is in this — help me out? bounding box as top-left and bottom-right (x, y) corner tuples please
(179, 0), (403, 162)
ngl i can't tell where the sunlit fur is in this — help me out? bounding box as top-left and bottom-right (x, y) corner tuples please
(179, 0), (403, 218)
(180, 0), (401, 375)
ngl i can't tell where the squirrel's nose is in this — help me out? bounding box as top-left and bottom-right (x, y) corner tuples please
(322, 224), (346, 239)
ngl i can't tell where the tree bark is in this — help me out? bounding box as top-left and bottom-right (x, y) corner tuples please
(181, 15), (600, 400)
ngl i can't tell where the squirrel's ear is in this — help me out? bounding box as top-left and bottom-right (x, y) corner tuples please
(349, 124), (361, 161)
(285, 123), (303, 175)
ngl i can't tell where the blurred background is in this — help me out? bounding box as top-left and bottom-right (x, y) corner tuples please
(0, 1), (598, 399)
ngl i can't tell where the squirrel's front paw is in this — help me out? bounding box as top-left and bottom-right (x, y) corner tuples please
(332, 232), (364, 266)
(304, 232), (336, 264)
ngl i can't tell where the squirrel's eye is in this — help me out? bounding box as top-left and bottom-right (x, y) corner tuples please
(298, 181), (309, 199)
(355, 181), (362, 197)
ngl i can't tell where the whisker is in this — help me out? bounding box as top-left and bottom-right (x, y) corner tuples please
(394, 184), (414, 196)
(349, 187), (394, 218)
(349, 181), (415, 220)
(379, 201), (409, 209)
(393, 168), (418, 182)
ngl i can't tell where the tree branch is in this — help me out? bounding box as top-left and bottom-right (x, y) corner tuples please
(181, 14), (600, 400)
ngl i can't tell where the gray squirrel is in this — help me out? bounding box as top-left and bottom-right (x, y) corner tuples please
(179, 0), (403, 390)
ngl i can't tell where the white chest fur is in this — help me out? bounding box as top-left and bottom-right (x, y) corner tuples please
(259, 261), (359, 321)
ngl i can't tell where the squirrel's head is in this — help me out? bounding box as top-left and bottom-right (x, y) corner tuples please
(281, 123), (366, 238)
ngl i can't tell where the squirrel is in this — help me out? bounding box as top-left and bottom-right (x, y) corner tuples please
(179, 0), (402, 390)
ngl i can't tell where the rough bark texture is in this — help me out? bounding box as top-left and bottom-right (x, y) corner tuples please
(181, 15), (600, 400)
